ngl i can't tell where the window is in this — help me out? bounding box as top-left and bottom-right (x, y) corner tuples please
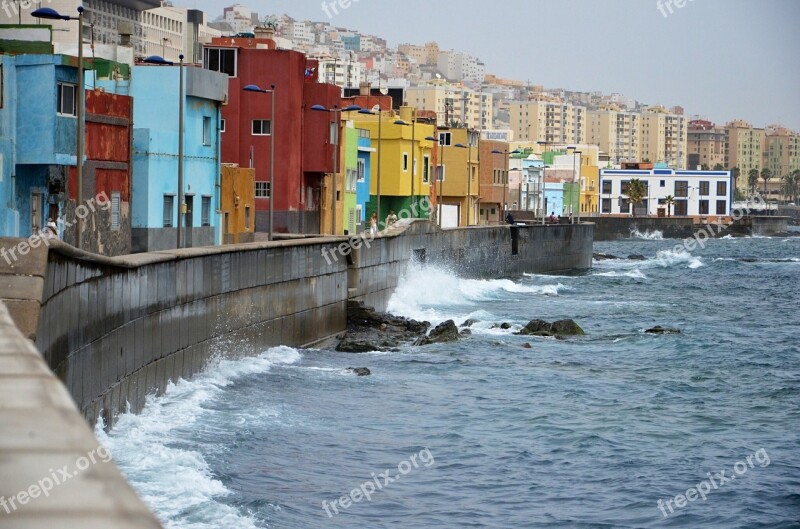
(402, 153), (409, 172)
(717, 181), (727, 196)
(57, 82), (77, 116)
(675, 181), (689, 198)
(699, 181), (709, 196)
(255, 181), (271, 198)
(110, 192), (120, 230)
(252, 119), (271, 135)
(357, 159), (366, 182)
(201, 196), (211, 226)
(437, 164), (445, 182)
(203, 117), (212, 146)
(602, 198), (611, 213)
(204, 48), (236, 77)
(660, 180), (666, 187)
(621, 180), (630, 195)
(438, 132), (452, 146)
(601, 180), (612, 194)
(699, 200), (709, 215)
(413, 158), (418, 176)
(220, 119), (226, 132)
(423, 155), (430, 183)
(716, 200), (727, 215)
(163, 195), (174, 227)
(620, 197), (630, 213)
(346, 168), (357, 192)
(674, 200), (688, 216)
(245, 206), (251, 230)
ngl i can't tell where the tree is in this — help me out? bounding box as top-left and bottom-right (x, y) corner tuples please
(748, 169), (759, 195)
(785, 171), (800, 203)
(627, 178), (647, 217)
(714, 163), (725, 171)
(663, 195), (675, 217)
(793, 169), (800, 203)
(701, 164), (710, 171)
(731, 167), (741, 197)
(761, 168), (773, 197)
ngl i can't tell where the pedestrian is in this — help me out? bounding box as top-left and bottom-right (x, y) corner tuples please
(549, 212), (556, 223)
(505, 211), (515, 225)
(370, 212), (378, 234)
(386, 210), (398, 227)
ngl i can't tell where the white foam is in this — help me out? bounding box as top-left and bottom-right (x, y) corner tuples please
(593, 269), (648, 279)
(95, 346), (303, 529)
(630, 228), (664, 240)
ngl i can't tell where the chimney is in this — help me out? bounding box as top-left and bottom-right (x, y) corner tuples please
(359, 82), (371, 97)
(254, 26), (275, 41)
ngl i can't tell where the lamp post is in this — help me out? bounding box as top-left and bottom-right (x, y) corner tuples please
(311, 104), (361, 235)
(567, 147), (582, 224)
(243, 84), (276, 241)
(34, 6), (85, 248)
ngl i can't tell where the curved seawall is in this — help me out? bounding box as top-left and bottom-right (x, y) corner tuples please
(0, 220), (591, 526)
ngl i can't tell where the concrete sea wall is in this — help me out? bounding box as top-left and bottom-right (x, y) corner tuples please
(593, 217), (696, 241)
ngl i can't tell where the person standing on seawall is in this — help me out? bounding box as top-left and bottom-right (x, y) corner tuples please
(386, 210), (398, 227)
(505, 211), (515, 225)
(370, 213), (378, 234)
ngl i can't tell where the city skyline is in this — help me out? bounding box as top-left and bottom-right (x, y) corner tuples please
(186, 0), (800, 131)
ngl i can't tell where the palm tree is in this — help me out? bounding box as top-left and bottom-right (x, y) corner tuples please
(730, 167), (742, 200)
(793, 169), (800, 203)
(782, 173), (794, 203)
(714, 163), (725, 171)
(748, 169), (759, 195)
(627, 178), (647, 217)
(761, 168), (773, 198)
(663, 195), (675, 217)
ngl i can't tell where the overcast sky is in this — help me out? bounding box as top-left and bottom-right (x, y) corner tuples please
(186, 0), (800, 130)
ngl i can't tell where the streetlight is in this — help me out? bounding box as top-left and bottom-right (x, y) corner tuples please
(145, 54), (186, 247)
(311, 103), (361, 235)
(491, 148), (522, 220)
(33, 6), (85, 248)
(568, 146), (582, 223)
(426, 134), (448, 227)
(243, 84), (276, 241)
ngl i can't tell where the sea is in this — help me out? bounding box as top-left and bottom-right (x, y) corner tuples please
(97, 229), (800, 529)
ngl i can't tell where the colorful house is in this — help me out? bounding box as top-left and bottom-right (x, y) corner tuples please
(355, 127), (373, 233)
(439, 127), (479, 227)
(342, 125), (359, 235)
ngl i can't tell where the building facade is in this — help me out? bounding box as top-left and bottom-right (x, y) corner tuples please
(599, 168), (732, 217)
(510, 99), (587, 146)
(588, 107), (641, 165)
(725, 120), (765, 192)
(405, 81), (492, 130)
(687, 119), (727, 170)
(639, 106), (687, 169)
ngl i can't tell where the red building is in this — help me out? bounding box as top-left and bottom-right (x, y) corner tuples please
(206, 35), (340, 234)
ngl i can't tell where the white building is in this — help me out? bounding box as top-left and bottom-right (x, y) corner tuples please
(315, 54), (364, 89)
(222, 3), (256, 34)
(436, 50), (485, 85)
(599, 169), (733, 217)
(141, 6), (220, 63)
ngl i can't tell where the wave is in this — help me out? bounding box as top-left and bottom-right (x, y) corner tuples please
(387, 262), (570, 322)
(95, 346), (303, 529)
(593, 269), (648, 279)
(594, 250), (702, 270)
(630, 228), (664, 240)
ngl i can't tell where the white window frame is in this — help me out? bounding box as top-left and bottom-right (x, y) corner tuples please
(252, 119), (272, 136)
(255, 181), (271, 198)
(57, 82), (77, 117)
(110, 191), (121, 230)
(202, 116), (212, 146)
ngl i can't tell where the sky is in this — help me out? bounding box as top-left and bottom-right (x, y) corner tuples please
(186, 0), (800, 130)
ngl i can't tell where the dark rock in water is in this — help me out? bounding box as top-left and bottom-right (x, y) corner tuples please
(521, 343), (533, 349)
(460, 329), (472, 336)
(645, 325), (681, 334)
(337, 301), (430, 353)
(628, 254), (647, 261)
(516, 318), (585, 337)
(738, 258), (759, 263)
(593, 252), (619, 260)
(416, 320), (460, 346)
(500, 322), (512, 330)
(347, 367), (371, 377)
(461, 318), (479, 328)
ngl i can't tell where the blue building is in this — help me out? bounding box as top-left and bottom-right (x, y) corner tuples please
(99, 64), (228, 251)
(0, 54), (80, 239)
(356, 128), (373, 233)
(544, 180), (565, 217)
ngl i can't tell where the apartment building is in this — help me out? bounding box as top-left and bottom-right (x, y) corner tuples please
(398, 42), (439, 66)
(725, 119), (765, 191)
(222, 4), (256, 34)
(687, 119), (727, 170)
(436, 50), (485, 85)
(588, 106), (641, 165)
(141, 6), (220, 64)
(639, 106), (687, 169)
(765, 125), (800, 181)
(406, 81), (492, 130)
(510, 98), (587, 146)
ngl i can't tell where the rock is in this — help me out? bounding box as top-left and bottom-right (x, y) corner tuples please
(645, 325), (681, 334)
(336, 301), (430, 353)
(459, 329), (472, 336)
(516, 318), (585, 337)
(521, 343), (533, 349)
(461, 318), (479, 328)
(628, 254), (647, 261)
(593, 252), (619, 260)
(347, 367), (371, 377)
(550, 319), (586, 336)
(416, 320), (460, 346)
(500, 322), (512, 330)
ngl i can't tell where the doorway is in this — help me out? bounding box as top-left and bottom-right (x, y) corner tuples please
(31, 192), (42, 235)
(184, 195), (194, 248)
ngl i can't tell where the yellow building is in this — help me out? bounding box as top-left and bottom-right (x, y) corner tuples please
(220, 165), (255, 244)
(725, 120), (765, 192)
(509, 98), (587, 145)
(405, 80), (492, 130)
(438, 128), (480, 226)
(346, 106), (437, 222)
(639, 106), (687, 168)
(587, 106), (641, 165)
(579, 154), (600, 216)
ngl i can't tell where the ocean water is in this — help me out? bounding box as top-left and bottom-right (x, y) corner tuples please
(98, 233), (800, 528)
